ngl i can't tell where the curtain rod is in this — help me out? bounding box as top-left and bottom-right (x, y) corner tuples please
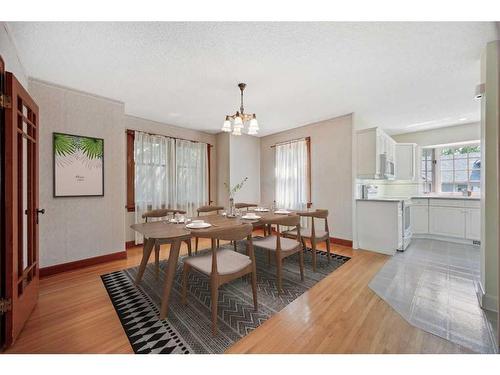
(270, 136), (310, 148)
(126, 129), (213, 147)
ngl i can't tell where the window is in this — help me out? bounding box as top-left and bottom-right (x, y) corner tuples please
(126, 130), (211, 214)
(274, 137), (311, 210)
(421, 148), (434, 193)
(420, 143), (481, 194)
(439, 145), (481, 193)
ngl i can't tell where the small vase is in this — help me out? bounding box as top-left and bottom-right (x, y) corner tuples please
(228, 197), (235, 217)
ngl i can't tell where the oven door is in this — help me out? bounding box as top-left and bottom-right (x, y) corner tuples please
(401, 203), (412, 250)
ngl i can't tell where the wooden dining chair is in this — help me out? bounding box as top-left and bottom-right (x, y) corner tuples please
(182, 223), (258, 335)
(253, 215), (304, 294)
(195, 205), (225, 252)
(283, 209), (331, 272)
(235, 203), (269, 236)
(142, 208), (192, 279)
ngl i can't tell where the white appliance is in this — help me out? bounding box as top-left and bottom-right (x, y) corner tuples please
(400, 200), (412, 251)
(356, 198), (412, 255)
(380, 154), (395, 179)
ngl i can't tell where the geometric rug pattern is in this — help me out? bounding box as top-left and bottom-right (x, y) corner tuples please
(102, 240), (350, 354)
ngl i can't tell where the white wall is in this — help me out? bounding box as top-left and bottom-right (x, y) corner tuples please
(230, 134), (260, 204)
(29, 79), (125, 267)
(0, 22), (28, 87)
(392, 122), (480, 146)
(260, 114), (354, 241)
(479, 41), (499, 314)
(123, 115), (217, 242)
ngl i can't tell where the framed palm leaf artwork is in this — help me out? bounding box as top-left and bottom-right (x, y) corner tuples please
(53, 132), (104, 197)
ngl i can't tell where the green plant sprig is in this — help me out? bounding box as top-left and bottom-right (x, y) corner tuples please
(224, 177), (248, 198)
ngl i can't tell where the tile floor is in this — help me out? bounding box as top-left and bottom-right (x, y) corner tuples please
(369, 238), (498, 353)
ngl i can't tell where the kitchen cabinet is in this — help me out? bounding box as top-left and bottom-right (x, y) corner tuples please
(395, 143), (417, 180)
(357, 127), (396, 179)
(429, 206), (466, 238)
(411, 205), (429, 234)
(465, 208), (480, 241)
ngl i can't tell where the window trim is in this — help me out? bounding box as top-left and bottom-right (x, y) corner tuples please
(125, 129), (212, 212)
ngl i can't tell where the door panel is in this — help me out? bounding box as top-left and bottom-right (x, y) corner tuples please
(411, 205), (429, 234)
(429, 206), (466, 239)
(465, 208), (480, 241)
(4, 71), (40, 347)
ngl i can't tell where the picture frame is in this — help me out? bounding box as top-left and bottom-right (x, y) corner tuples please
(53, 132), (104, 197)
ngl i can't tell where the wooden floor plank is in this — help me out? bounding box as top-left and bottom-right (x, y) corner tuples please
(6, 232), (469, 354)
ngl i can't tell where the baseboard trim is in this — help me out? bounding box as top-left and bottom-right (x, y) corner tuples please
(412, 233), (480, 246)
(125, 240), (136, 249)
(330, 237), (353, 247)
(40, 251), (128, 278)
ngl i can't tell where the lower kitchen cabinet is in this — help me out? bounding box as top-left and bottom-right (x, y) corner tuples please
(465, 208), (481, 241)
(429, 206), (466, 238)
(411, 205), (429, 234)
(409, 198), (480, 243)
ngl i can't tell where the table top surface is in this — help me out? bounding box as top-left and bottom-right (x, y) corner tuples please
(130, 210), (298, 240)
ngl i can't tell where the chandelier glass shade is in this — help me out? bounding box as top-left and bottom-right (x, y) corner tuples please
(221, 83), (259, 135)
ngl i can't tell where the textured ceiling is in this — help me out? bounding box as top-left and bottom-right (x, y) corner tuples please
(7, 22), (498, 136)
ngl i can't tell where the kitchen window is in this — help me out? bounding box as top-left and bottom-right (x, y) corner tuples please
(420, 142), (481, 195)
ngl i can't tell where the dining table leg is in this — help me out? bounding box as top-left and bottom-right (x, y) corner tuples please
(159, 238), (182, 319)
(135, 238), (156, 285)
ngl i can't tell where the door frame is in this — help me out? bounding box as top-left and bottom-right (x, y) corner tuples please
(0, 54), (5, 351)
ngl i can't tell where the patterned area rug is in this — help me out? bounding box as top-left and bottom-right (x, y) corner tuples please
(101, 241), (350, 354)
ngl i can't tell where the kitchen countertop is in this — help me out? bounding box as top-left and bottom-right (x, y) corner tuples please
(356, 198), (402, 203)
(411, 195), (480, 201)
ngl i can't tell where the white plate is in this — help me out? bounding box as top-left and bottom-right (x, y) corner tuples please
(254, 208), (269, 212)
(185, 222), (212, 229)
(242, 214), (261, 220)
(274, 210), (291, 214)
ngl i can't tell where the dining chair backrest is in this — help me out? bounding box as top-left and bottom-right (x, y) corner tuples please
(297, 209), (330, 235)
(197, 205), (224, 216)
(192, 223), (253, 242)
(235, 203), (258, 210)
(142, 208), (186, 223)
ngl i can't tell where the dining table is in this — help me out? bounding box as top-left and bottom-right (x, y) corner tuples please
(130, 209), (295, 320)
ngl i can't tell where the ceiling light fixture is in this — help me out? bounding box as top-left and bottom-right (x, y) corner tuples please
(221, 83), (259, 136)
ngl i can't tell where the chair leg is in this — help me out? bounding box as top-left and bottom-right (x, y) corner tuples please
(326, 238), (331, 262)
(275, 254), (283, 295)
(185, 239), (192, 257)
(154, 243), (160, 279)
(250, 270), (258, 310)
(211, 280), (219, 336)
(298, 248), (305, 281)
(233, 240), (237, 252)
(217, 239), (220, 248)
(311, 238), (317, 272)
(181, 263), (190, 305)
(195, 237), (199, 254)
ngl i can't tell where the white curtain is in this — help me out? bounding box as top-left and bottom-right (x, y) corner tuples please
(275, 139), (308, 212)
(134, 131), (176, 244)
(175, 139), (208, 217)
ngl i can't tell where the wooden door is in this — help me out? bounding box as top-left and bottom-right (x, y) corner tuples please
(2, 67), (41, 348)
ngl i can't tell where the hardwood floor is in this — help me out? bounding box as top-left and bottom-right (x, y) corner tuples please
(6, 232), (469, 354)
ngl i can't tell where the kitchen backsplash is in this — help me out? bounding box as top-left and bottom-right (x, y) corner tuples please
(356, 179), (421, 198)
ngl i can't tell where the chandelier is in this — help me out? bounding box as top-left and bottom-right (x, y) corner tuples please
(221, 83), (259, 136)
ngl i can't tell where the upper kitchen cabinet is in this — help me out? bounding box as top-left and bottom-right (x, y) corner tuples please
(357, 127), (396, 179)
(395, 143), (417, 180)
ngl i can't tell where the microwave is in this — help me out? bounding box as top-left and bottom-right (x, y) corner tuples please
(380, 154), (395, 179)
